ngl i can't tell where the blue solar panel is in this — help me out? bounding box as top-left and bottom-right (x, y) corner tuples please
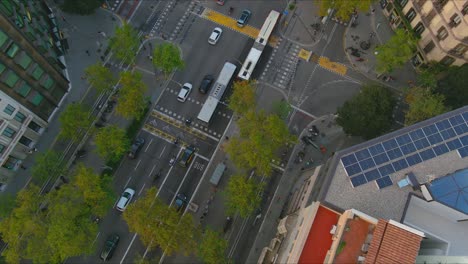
(433, 144), (449, 156)
(449, 114), (465, 126)
(382, 139), (399, 151)
(341, 154), (357, 166)
(387, 148), (403, 159)
(368, 143), (385, 156)
(376, 176), (393, 189)
(463, 111), (468, 122)
(414, 138), (430, 150)
(454, 123), (468, 135)
(355, 148), (371, 161)
(427, 133), (443, 145)
(440, 128), (456, 140)
(400, 143), (417, 155)
(423, 124), (439, 136)
(345, 163), (362, 176)
(436, 119), (451, 131)
(427, 168), (468, 214)
(359, 158), (376, 171)
(373, 152), (390, 165)
(392, 158), (409, 171)
(460, 135), (468, 146)
(446, 138), (463, 150)
(378, 164), (395, 176)
(406, 153), (422, 166)
(459, 146), (468, 158)
(409, 129), (425, 141)
(364, 169), (381, 181)
(420, 148), (436, 161)
(396, 134), (412, 146)
(350, 174), (367, 187)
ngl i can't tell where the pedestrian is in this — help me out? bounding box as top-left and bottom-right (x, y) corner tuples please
(20, 165), (27, 170)
(225, 136), (229, 140)
(61, 15), (66, 22)
(371, 8), (375, 14)
(85, 50), (90, 56)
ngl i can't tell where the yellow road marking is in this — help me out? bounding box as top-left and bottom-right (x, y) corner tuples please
(143, 124), (188, 148)
(298, 49), (312, 61)
(318, 57), (348, 76)
(150, 111), (207, 140)
(201, 8), (279, 47)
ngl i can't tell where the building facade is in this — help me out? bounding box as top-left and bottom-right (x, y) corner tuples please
(0, 0), (69, 185)
(382, 0), (468, 67)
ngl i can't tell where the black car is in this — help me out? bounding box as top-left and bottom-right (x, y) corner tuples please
(178, 145), (196, 167)
(175, 193), (188, 212)
(128, 137), (145, 159)
(100, 234), (120, 261)
(237, 9), (251, 27)
(199, 75), (214, 94)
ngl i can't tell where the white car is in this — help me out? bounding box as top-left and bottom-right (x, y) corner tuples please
(177, 83), (193, 102)
(116, 188), (135, 211)
(208, 27), (223, 45)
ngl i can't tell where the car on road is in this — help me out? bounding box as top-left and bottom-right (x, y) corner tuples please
(199, 75), (214, 94)
(216, 0), (225, 5)
(116, 188), (135, 211)
(100, 234), (120, 261)
(237, 9), (251, 27)
(178, 145), (196, 167)
(208, 27), (223, 45)
(175, 193), (188, 212)
(128, 137), (145, 159)
(177, 83), (193, 102)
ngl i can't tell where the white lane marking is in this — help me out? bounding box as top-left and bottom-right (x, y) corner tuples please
(157, 147), (184, 196)
(135, 160), (141, 170)
(169, 156), (196, 206)
(148, 164), (156, 178)
(120, 233), (137, 264)
(159, 145), (166, 158)
(124, 177), (131, 189)
(145, 138), (153, 152)
(92, 232), (101, 245)
(229, 215), (249, 257)
(138, 183), (146, 196)
(194, 153), (209, 162)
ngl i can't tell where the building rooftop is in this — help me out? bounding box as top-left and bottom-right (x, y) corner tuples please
(321, 106), (468, 220)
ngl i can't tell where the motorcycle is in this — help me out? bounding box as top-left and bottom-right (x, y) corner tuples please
(228, 7), (234, 15)
(169, 156), (176, 166)
(223, 216), (232, 233)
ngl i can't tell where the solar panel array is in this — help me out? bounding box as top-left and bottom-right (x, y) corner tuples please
(341, 110), (468, 189)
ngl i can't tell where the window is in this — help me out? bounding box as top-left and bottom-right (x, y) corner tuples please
(14, 112), (26, 123)
(18, 54), (32, 69)
(42, 76), (54, 90)
(6, 43), (19, 58)
(437, 27), (448, 40)
(0, 30), (8, 48)
(2, 156), (19, 170)
(4, 104), (15, 115)
(449, 14), (461, 27)
(17, 83), (31, 97)
(31, 65), (44, 80)
(463, 4), (468, 15)
(30, 92), (44, 106)
(398, 0), (408, 8)
(423, 41), (435, 53)
(406, 8), (416, 22)
(5, 72), (20, 88)
(19, 136), (32, 147)
(0, 144), (5, 154)
(28, 120), (42, 133)
(414, 22), (425, 35)
(2, 127), (16, 138)
(0, 63), (5, 74)
(450, 44), (468, 56)
(440, 56), (455, 66)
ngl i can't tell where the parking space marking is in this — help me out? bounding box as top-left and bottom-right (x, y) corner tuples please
(138, 183), (146, 196)
(159, 145), (166, 158)
(134, 160), (141, 170)
(145, 138), (153, 152)
(195, 153), (209, 162)
(149, 165), (156, 178)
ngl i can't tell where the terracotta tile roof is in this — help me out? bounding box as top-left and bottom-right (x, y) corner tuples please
(365, 220), (422, 264)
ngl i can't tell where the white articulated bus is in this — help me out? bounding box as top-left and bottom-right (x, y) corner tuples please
(238, 10), (280, 81)
(197, 62), (237, 125)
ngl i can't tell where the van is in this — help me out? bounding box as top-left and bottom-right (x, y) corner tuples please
(178, 146), (196, 167)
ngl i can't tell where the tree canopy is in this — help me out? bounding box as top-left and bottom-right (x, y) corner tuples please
(375, 28), (417, 73)
(58, 103), (92, 141)
(109, 22), (140, 62)
(116, 71), (148, 119)
(84, 62), (116, 94)
(224, 174), (263, 218)
(228, 81), (256, 116)
(198, 228), (229, 264)
(61, 0), (102, 15)
(94, 125), (129, 162)
(31, 150), (64, 184)
(319, 0), (373, 21)
(152, 43), (185, 76)
(272, 100), (292, 120)
(434, 64), (468, 110)
(336, 84), (396, 139)
(404, 86), (448, 125)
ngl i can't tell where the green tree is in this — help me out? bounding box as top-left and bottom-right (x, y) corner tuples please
(228, 81), (256, 116)
(0, 194), (15, 220)
(73, 164), (114, 217)
(416, 61), (446, 89)
(224, 174), (263, 218)
(31, 150), (65, 184)
(94, 125), (129, 162)
(404, 87), (448, 125)
(116, 71), (148, 119)
(109, 22), (140, 62)
(152, 43), (185, 77)
(84, 62), (116, 94)
(336, 84), (396, 139)
(272, 100), (292, 120)
(198, 228), (228, 264)
(58, 103), (92, 141)
(375, 28), (417, 73)
(61, 0), (102, 15)
(319, 0), (373, 21)
(434, 64), (468, 109)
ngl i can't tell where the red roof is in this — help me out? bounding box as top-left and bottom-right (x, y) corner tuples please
(298, 205), (339, 264)
(365, 220), (422, 264)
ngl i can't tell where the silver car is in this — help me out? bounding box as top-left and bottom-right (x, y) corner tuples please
(208, 27), (223, 45)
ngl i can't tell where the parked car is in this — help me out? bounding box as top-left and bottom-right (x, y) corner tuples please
(178, 145), (196, 167)
(237, 9), (251, 27)
(175, 193), (188, 212)
(128, 137), (145, 159)
(100, 234), (120, 261)
(116, 188), (135, 211)
(208, 27), (223, 45)
(177, 83), (193, 102)
(199, 75), (214, 94)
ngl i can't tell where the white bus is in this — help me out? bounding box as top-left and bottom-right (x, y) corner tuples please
(197, 62), (237, 124)
(238, 10), (280, 81)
